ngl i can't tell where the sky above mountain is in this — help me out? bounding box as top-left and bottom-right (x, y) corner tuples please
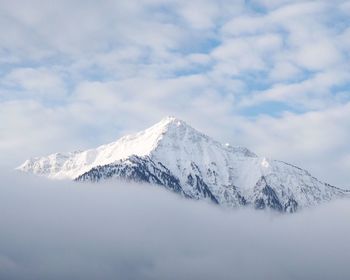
(1, 0), (350, 187)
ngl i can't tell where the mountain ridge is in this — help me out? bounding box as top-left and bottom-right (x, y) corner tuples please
(17, 116), (347, 212)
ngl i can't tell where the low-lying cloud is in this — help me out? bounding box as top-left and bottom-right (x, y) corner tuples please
(0, 170), (349, 280)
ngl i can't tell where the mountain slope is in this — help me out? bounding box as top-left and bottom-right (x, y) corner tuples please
(17, 116), (347, 212)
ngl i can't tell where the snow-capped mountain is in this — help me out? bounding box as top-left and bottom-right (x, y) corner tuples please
(18, 116), (347, 212)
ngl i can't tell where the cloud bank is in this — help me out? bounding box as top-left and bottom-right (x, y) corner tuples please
(0, 171), (349, 280)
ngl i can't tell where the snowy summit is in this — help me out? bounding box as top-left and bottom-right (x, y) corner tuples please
(18, 116), (347, 212)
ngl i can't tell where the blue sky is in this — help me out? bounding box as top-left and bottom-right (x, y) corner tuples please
(1, 0), (350, 186)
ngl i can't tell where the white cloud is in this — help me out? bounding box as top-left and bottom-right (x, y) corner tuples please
(269, 61), (301, 81)
(0, 171), (349, 280)
(295, 41), (342, 70)
(0, 100), (100, 168)
(176, 0), (220, 29)
(1, 68), (67, 98)
(232, 103), (350, 187)
(239, 69), (350, 110)
(211, 33), (283, 75)
(250, 0), (307, 9)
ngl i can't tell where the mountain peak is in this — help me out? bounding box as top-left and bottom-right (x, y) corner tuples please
(152, 116), (190, 132)
(17, 116), (347, 212)
(160, 116), (185, 125)
(142, 116), (203, 145)
(17, 116), (253, 180)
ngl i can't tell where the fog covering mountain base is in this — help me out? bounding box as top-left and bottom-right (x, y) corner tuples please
(18, 117), (347, 212)
(0, 171), (350, 280)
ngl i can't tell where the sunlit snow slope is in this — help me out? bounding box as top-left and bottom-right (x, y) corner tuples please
(18, 116), (347, 212)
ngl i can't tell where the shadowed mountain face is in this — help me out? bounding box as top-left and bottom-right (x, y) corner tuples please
(19, 117), (347, 212)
